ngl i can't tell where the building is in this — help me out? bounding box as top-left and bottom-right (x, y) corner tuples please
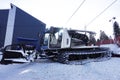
(0, 4), (46, 48)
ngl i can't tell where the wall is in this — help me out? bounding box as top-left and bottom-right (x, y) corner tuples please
(0, 9), (9, 47)
(0, 4), (46, 49)
(13, 5), (46, 48)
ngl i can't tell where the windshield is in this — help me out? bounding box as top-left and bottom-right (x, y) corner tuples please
(43, 33), (49, 46)
(49, 29), (63, 48)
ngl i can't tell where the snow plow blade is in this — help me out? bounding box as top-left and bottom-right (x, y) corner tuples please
(1, 44), (38, 64)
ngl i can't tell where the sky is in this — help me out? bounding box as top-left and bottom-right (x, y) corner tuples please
(0, 0), (120, 38)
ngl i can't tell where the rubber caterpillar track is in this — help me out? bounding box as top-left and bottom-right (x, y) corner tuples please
(57, 47), (111, 64)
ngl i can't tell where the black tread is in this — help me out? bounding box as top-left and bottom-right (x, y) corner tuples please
(57, 47), (111, 64)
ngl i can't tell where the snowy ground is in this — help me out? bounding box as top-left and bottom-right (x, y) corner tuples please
(0, 58), (120, 80)
(0, 44), (120, 80)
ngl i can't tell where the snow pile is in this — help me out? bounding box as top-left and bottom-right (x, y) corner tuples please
(0, 58), (120, 80)
(101, 44), (120, 54)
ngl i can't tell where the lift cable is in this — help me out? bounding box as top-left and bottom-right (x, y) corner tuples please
(86, 0), (117, 27)
(65, 0), (86, 24)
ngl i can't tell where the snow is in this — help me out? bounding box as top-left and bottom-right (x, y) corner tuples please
(100, 44), (120, 54)
(0, 58), (120, 80)
(0, 44), (120, 80)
